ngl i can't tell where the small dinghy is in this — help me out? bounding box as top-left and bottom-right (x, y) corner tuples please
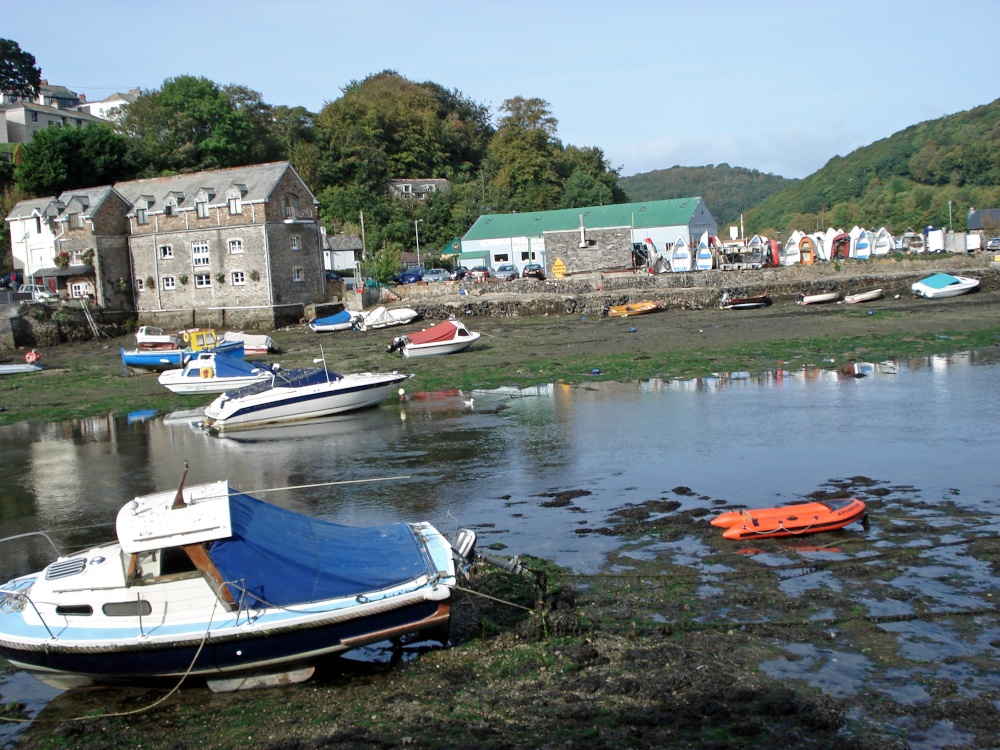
(387, 319), (480, 358)
(796, 291), (840, 305)
(309, 309), (360, 332)
(604, 301), (661, 317)
(356, 306), (420, 331)
(719, 292), (771, 310)
(710, 497), (867, 539)
(844, 288), (884, 304)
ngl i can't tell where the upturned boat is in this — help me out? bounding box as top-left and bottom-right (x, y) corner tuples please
(0, 474), (476, 691)
(710, 498), (867, 539)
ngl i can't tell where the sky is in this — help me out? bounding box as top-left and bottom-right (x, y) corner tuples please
(6, 0), (999, 180)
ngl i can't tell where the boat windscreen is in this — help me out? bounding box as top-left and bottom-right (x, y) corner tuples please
(208, 493), (431, 608)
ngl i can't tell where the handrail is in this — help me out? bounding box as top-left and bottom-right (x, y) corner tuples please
(0, 531), (62, 557)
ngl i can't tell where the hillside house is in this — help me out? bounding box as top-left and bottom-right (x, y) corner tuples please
(0, 101), (103, 144)
(387, 178), (451, 200)
(461, 198), (718, 277)
(116, 161), (324, 328)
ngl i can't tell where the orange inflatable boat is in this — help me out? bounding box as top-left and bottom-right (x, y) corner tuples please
(710, 497), (866, 540)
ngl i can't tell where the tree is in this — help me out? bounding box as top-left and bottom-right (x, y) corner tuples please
(13, 123), (132, 195)
(114, 76), (279, 175)
(486, 97), (563, 212)
(0, 39), (41, 99)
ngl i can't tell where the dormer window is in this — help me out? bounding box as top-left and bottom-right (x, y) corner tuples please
(164, 205), (173, 216)
(136, 208), (148, 225)
(69, 213), (83, 229)
(228, 197), (242, 215)
(196, 200), (209, 218)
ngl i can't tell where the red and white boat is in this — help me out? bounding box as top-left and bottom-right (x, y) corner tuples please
(387, 320), (480, 358)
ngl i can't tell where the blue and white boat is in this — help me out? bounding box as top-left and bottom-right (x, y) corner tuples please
(0, 476), (475, 691)
(157, 352), (278, 395)
(202, 357), (409, 431)
(309, 309), (360, 332)
(121, 328), (244, 371)
(911, 273), (980, 299)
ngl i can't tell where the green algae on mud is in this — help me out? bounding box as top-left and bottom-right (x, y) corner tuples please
(3, 290), (1000, 427)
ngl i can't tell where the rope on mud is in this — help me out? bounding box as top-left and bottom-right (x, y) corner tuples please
(454, 584), (536, 613)
(0, 600), (219, 725)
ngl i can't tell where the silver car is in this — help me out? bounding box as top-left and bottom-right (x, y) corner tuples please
(494, 263), (518, 281)
(422, 268), (450, 283)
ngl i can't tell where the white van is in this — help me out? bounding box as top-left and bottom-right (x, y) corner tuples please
(18, 284), (58, 302)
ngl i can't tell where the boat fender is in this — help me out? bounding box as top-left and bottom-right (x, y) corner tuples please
(200, 367), (213, 378)
(25, 349), (41, 364)
(182, 331), (191, 343)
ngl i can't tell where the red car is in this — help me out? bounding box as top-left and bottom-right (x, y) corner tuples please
(468, 266), (491, 281)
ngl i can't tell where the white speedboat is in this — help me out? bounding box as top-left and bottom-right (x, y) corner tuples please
(911, 274), (979, 299)
(0, 474), (476, 691)
(356, 306), (420, 331)
(387, 320), (481, 358)
(157, 351), (278, 395)
(843, 288), (884, 304)
(203, 359), (409, 431)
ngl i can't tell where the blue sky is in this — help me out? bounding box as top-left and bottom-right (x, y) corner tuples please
(6, 0), (998, 180)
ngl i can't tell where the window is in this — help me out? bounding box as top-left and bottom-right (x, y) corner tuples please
(228, 197), (242, 215)
(69, 213), (83, 229)
(282, 194), (300, 219)
(136, 277), (146, 291)
(35, 216), (41, 233)
(70, 282), (89, 299)
(136, 208), (148, 225)
(196, 201), (209, 218)
(103, 600), (152, 617)
(232, 271), (246, 285)
(162, 276), (176, 290)
(496, 253), (510, 263)
(30, 111), (38, 122)
(398, 183), (412, 194)
(228, 238), (243, 254)
(195, 273), (211, 288)
(192, 241), (210, 266)
(164, 205), (173, 216)
(292, 267), (304, 282)
(290, 236), (300, 252)
(159, 245), (173, 259)
(520, 251), (531, 261)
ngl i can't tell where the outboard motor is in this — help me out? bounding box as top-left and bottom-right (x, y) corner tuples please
(386, 336), (407, 353)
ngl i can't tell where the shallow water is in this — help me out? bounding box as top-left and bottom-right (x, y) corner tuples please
(2, 349), (1000, 744)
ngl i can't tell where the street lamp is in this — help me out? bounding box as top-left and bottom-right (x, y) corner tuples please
(414, 220), (423, 267)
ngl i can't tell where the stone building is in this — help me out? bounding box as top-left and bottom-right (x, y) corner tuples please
(5, 186), (134, 309)
(461, 198), (718, 277)
(115, 162), (324, 328)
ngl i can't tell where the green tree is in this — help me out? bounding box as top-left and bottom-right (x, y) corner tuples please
(13, 123), (132, 195)
(0, 39), (41, 99)
(486, 97), (562, 212)
(115, 76), (279, 175)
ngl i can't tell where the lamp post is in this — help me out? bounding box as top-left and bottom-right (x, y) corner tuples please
(948, 201), (953, 232)
(414, 219), (423, 267)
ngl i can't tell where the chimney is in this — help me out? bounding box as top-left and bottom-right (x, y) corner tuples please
(78, 93), (86, 102)
(40, 79), (48, 86)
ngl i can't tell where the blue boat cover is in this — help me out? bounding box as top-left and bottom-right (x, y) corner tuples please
(224, 367), (342, 399)
(208, 493), (431, 608)
(212, 353), (271, 378)
(314, 310), (355, 327)
(919, 273), (960, 289)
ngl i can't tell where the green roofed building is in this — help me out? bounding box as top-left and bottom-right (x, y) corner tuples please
(461, 198), (717, 277)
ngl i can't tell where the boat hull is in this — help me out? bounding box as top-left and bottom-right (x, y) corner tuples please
(606, 301), (660, 317)
(0, 599), (450, 689)
(796, 291), (840, 305)
(844, 288), (883, 304)
(711, 498), (866, 540)
(912, 275), (979, 299)
(403, 332), (480, 358)
(720, 294), (771, 310)
(203, 371), (408, 430)
(121, 340), (245, 371)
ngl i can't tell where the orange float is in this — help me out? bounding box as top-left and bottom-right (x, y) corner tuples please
(711, 497), (866, 540)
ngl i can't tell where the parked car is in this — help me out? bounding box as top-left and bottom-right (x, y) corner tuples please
(494, 263), (518, 281)
(522, 263), (545, 280)
(468, 266), (491, 281)
(17, 283), (58, 302)
(396, 269), (425, 284)
(422, 268), (450, 283)
(0, 271), (23, 289)
(450, 266), (470, 281)
(986, 238), (1000, 252)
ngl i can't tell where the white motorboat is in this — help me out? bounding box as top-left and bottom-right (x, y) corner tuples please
(157, 351), (278, 395)
(221, 331), (276, 355)
(387, 319), (481, 358)
(309, 309), (360, 332)
(843, 288), (884, 304)
(203, 353), (409, 431)
(0, 474), (476, 691)
(356, 306), (420, 331)
(911, 274), (980, 299)
(796, 291), (840, 305)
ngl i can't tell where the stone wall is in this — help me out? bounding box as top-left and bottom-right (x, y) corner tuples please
(541, 226), (632, 276)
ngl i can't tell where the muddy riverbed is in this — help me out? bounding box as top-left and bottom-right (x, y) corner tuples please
(2, 268), (1000, 749)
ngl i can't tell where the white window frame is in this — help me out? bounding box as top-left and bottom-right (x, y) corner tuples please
(70, 282), (88, 298)
(162, 276), (176, 290)
(192, 241), (210, 267)
(292, 267), (304, 282)
(196, 201), (209, 218)
(136, 208), (148, 225)
(194, 273), (211, 288)
(159, 244), (173, 259)
(231, 271), (246, 286)
(228, 238), (244, 254)
(228, 197), (242, 215)
(290, 235), (300, 252)
(136, 278), (146, 291)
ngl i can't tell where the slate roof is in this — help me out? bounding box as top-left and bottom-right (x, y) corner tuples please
(463, 198), (706, 240)
(5, 186), (119, 222)
(967, 208), (1000, 231)
(326, 234), (363, 251)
